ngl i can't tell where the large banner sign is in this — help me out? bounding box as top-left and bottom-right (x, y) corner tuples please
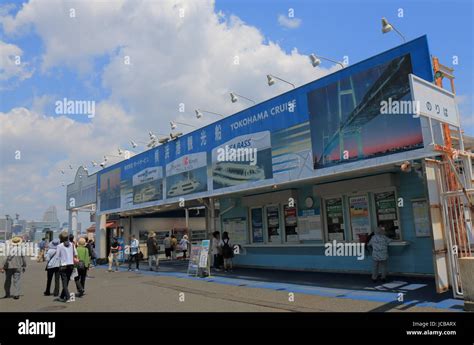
(98, 36), (433, 214)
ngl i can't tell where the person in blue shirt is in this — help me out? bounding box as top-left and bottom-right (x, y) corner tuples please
(128, 235), (140, 272)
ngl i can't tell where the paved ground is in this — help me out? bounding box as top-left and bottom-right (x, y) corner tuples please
(0, 259), (463, 312)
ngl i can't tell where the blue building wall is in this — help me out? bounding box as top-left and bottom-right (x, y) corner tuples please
(222, 170), (434, 275)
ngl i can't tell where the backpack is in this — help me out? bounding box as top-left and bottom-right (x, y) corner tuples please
(222, 239), (234, 259)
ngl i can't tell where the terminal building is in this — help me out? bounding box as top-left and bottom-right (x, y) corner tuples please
(67, 36), (473, 296)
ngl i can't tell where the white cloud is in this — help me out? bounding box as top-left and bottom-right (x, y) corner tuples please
(0, 0), (337, 223)
(0, 40), (34, 86)
(278, 14), (302, 29)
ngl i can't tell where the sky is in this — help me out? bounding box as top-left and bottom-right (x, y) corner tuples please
(0, 0), (473, 226)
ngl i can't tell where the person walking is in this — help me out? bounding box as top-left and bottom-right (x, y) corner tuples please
(86, 239), (96, 267)
(74, 238), (90, 297)
(163, 234), (172, 260)
(368, 226), (392, 283)
(44, 239), (60, 297)
(147, 232), (159, 271)
(128, 235), (140, 272)
(211, 231), (223, 270)
(170, 235), (178, 260)
(37, 238), (46, 262)
(56, 231), (78, 303)
(221, 231), (234, 272)
(1, 236), (27, 300)
(108, 237), (120, 272)
(179, 235), (189, 259)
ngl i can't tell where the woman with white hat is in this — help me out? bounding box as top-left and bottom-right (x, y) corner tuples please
(0, 236), (27, 300)
(44, 239), (61, 296)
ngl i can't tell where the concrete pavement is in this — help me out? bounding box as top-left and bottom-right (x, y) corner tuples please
(0, 259), (461, 312)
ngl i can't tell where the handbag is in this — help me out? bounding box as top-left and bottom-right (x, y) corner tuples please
(44, 251), (57, 271)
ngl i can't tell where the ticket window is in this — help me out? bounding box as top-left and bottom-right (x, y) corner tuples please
(283, 204), (298, 242)
(265, 205), (281, 243)
(324, 197), (346, 241)
(250, 207), (265, 244)
(348, 194), (371, 243)
(373, 190), (401, 240)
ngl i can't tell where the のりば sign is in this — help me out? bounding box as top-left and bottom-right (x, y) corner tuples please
(409, 74), (460, 127)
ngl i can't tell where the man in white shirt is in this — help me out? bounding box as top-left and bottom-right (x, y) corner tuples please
(128, 235), (140, 272)
(55, 231), (78, 303)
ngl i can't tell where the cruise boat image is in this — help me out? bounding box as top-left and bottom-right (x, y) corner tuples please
(134, 184), (159, 204)
(213, 162), (265, 186)
(167, 178), (201, 197)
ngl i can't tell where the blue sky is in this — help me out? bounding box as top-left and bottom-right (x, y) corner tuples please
(0, 0), (473, 223)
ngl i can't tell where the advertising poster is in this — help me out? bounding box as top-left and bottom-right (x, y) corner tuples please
(266, 206), (280, 242)
(212, 131), (273, 190)
(166, 152), (207, 198)
(271, 121), (313, 181)
(187, 243), (202, 275)
(308, 54), (423, 169)
(251, 208), (264, 243)
(120, 148), (163, 210)
(284, 205), (298, 242)
(198, 240), (210, 268)
(325, 198), (345, 241)
(222, 217), (247, 244)
(349, 195), (370, 241)
(98, 168), (121, 211)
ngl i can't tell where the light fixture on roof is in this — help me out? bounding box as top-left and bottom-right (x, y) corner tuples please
(195, 109), (223, 119)
(266, 74), (295, 89)
(381, 17), (406, 42)
(130, 140), (138, 148)
(309, 53), (345, 69)
(170, 121), (196, 130)
(230, 92), (255, 104)
(118, 147), (123, 155)
(91, 161), (98, 167)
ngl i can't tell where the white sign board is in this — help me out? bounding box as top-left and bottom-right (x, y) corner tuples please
(409, 74), (460, 127)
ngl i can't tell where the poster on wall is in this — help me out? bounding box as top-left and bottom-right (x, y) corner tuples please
(349, 195), (371, 242)
(325, 198), (345, 241)
(284, 205), (298, 242)
(308, 54), (423, 169)
(266, 206), (280, 242)
(298, 209), (322, 240)
(412, 199), (430, 237)
(374, 191), (400, 240)
(120, 148), (163, 210)
(166, 152), (208, 198)
(98, 168), (121, 212)
(222, 217), (247, 244)
(251, 208), (264, 243)
(212, 132), (273, 190)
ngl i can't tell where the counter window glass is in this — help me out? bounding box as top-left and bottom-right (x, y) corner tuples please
(250, 207), (264, 243)
(349, 195), (371, 242)
(325, 198), (345, 241)
(284, 204), (298, 242)
(266, 205), (281, 243)
(374, 191), (401, 240)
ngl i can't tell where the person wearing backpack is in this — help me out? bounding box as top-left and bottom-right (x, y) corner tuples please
(44, 239), (61, 297)
(221, 231), (234, 272)
(74, 238), (90, 297)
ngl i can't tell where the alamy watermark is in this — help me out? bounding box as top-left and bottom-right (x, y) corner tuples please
(0, 242), (39, 259)
(380, 98), (421, 118)
(324, 240), (365, 261)
(55, 98), (95, 118)
(216, 145), (258, 165)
